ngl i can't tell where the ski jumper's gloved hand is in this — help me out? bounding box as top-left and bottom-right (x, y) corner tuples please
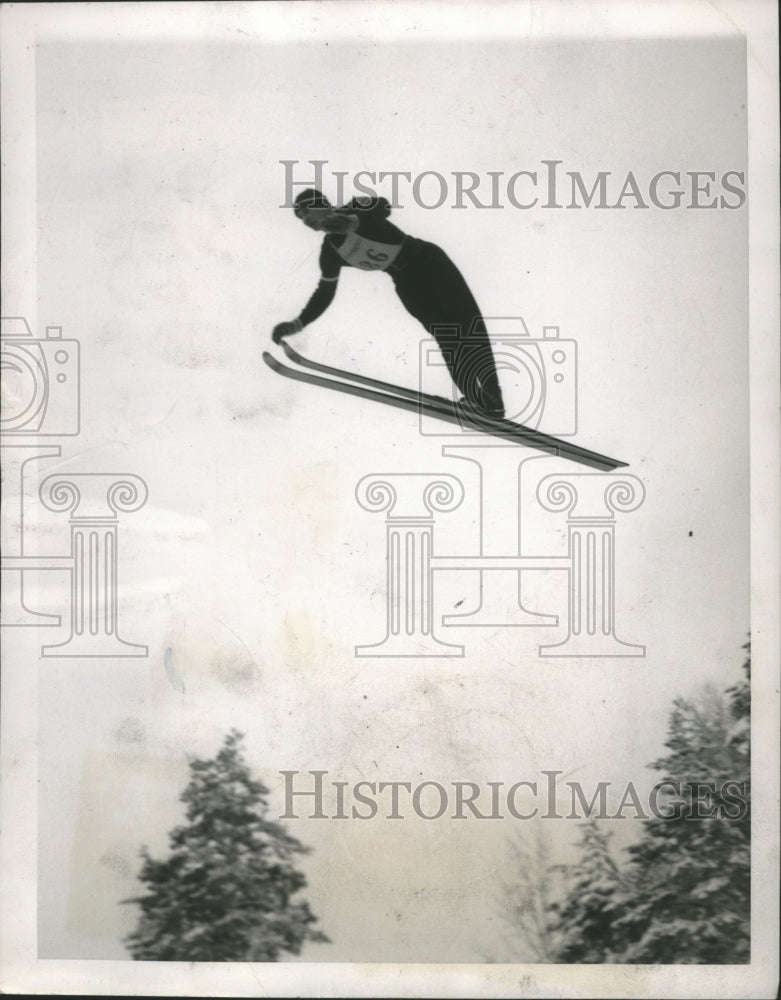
(271, 319), (303, 344)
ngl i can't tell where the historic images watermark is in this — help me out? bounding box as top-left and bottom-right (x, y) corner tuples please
(279, 770), (749, 822)
(280, 159), (747, 211)
(0, 315), (149, 657)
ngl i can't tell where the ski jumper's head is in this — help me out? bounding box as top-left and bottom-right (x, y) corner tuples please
(294, 189), (334, 230)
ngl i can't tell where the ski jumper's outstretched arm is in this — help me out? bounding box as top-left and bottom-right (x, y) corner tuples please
(272, 214), (356, 343)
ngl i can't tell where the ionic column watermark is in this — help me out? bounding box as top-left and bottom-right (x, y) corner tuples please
(355, 474), (465, 657)
(37, 473), (149, 657)
(536, 474), (645, 657)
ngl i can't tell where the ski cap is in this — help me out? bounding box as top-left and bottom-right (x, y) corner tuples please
(294, 188), (331, 217)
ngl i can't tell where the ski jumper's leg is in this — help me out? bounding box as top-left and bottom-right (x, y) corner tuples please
(392, 241), (504, 415)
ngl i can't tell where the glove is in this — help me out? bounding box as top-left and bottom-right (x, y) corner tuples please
(272, 319), (303, 344)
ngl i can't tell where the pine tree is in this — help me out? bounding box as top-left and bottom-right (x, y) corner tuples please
(613, 660), (751, 963)
(551, 822), (630, 962)
(526, 640), (751, 964)
(726, 639), (751, 764)
(123, 730), (329, 961)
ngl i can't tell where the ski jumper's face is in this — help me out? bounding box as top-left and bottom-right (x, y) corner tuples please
(297, 206), (334, 231)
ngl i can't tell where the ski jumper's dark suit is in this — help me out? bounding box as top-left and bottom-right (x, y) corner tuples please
(295, 200), (505, 415)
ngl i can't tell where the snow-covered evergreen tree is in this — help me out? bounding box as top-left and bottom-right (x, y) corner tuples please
(613, 676), (750, 962)
(123, 730), (329, 961)
(529, 641), (750, 964)
(607, 641), (751, 963)
(551, 823), (630, 962)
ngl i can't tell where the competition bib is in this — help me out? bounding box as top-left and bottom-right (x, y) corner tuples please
(332, 233), (404, 271)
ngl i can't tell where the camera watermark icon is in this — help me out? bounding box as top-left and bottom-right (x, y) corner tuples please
(1, 315), (149, 658)
(0, 317), (80, 436)
(418, 316), (577, 437)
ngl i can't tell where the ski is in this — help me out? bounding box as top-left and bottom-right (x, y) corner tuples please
(279, 341), (628, 468)
(263, 346), (628, 471)
(280, 338), (453, 408)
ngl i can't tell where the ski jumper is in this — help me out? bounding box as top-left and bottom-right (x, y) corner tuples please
(295, 202), (505, 413)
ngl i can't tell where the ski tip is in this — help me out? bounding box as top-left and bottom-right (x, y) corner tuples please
(280, 338), (308, 366)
